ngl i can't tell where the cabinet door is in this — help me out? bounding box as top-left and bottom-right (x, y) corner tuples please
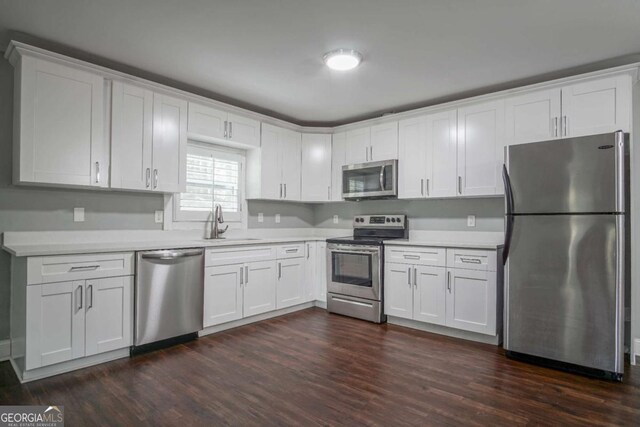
(303, 242), (317, 302)
(259, 124), (283, 199)
(152, 93), (188, 193)
(204, 265), (243, 327)
(276, 259), (305, 309)
(445, 269), (496, 335)
(505, 89), (561, 145)
(345, 127), (370, 164)
(187, 102), (227, 140)
(413, 266), (446, 325)
(427, 109), (458, 197)
(370, 121), (398, 161)
(281, 129), (302, 201)
(398, 116), (427, 199)
(562, 75), (631, 138)
(316, 242), (328, 302)
(17, 57), (105, 187)
(457, 100), (505, 196)
(301, 134), (332, 202)
(227, 112), (261, 148)
(111, 82), (153, 190)
(331, 132), (346, 201)
(85, 276), (133, 356)
(244, 261), (277, 317)
(26, 281), (85, 370)
(384, 262), (413, 320)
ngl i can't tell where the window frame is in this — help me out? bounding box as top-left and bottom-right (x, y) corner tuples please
(173, 142), (246, 223)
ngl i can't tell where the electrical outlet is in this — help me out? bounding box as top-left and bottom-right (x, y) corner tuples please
(275, 214), (281, 224)
(73, 207), (85, 222)
(155, 210), (164, 224)
(467, 215), (476, 227)
(333, 215), (339, 224)
(258, 213), (264, 223)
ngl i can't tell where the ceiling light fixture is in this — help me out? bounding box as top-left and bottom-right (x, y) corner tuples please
(323, 49), (362, 71)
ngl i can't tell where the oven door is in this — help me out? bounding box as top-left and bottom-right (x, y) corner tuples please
(342, 160), (397, 200)
(327, 244), (381, 300)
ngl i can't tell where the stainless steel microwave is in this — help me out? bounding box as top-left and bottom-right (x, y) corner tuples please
(342, 160), (398, 200)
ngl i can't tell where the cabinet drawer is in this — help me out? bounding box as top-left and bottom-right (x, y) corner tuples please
(276, 243), (305, 259)
(446, 248), (496, 271)
(27, 253), (134, 285)
(206, 245), (276, 267)
(385, 246), (446, 267)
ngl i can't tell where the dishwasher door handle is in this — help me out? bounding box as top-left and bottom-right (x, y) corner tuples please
(141, 249), (204, 260)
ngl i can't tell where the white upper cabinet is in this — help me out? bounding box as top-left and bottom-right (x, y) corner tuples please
(152, 93), (188, 193)
(561, 75), (631, 138)
(110, 82), (153, 190)
(301, 134), (332, 202)
(345, 127), (370, 164)
(457, 100), (505, 197)
(14, 56), (106, 188)
(247, 124), (301, 201)
(398, 116), (427, 199)
(428, 110), (458, 198)
(505, 88), (561, 146)
(370, 121), (399, 161)
(331, 132), (346, 201)
(187, 102), (260, 148)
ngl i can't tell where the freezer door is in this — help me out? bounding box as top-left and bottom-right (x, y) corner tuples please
(504, 214), (623, 373)
(505, 132), (625, 214)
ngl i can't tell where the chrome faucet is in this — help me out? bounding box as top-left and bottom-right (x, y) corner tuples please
(210, 204), (229, 239)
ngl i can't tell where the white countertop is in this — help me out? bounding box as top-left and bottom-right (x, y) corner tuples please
(2, 229), (504, 257)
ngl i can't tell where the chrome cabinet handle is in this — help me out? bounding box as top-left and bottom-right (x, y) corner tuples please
(553, 117), (558, 137)
(413, 267), (417, 288)
(447, 271), (451, 293)
(285, 248), (298, 253)
(307, 244), (310, 259)
(280, 183), (283, 198)
(426, 179), (430, 196)
(69, 265), (100, 272)
(245, 266), (249, 284)
(460, 257), (482, 264)
(224, 120), (228, 138)
(284, 183), (287, 198)
(370, 146), (373, 161)
(365, 146), (368, 162)
(146, 168), (151, 188)
(403, 254), (420, 260)
(87, 283), (93, 309)
(95, 162), (100, 183)
(458, 176), (462, 195)
(328, 186), (331, 200)
(562, 115), (567, 137)
(76, 285), (83, 311)
(153, 169), (158, 189)
(407, 267), (412, 286)
(278, 262), (282, 279)
(420, 178), (424, 196)
(229, 122), (233, 139)
(240, 266), (243, 285)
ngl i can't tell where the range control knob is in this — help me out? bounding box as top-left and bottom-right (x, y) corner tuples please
(385, 218), (390, 223)
(391, 218), (396, 223)
(396, 217), (402, 223)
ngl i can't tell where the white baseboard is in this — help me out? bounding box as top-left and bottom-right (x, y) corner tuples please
(314, 300), (327, 309)
(0, 339), (10, 362)
(388, 316), (501, 346)
(199, 301), (316, 336)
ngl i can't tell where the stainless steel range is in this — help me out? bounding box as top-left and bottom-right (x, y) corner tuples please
(326, 215), (407, 323)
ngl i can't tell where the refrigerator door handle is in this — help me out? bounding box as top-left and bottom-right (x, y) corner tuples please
(502, 164), (515, 264)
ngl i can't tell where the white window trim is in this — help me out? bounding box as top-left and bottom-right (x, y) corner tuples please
(167, 142), (247, 230)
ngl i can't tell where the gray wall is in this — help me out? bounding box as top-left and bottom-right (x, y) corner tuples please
(314, 198), (504, 231)
(247, 200), (315, 229)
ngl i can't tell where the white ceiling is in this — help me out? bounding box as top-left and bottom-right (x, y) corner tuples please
(2, 0), (640, 126)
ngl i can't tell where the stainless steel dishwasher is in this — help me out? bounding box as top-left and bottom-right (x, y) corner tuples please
(134, 248), (204, 348)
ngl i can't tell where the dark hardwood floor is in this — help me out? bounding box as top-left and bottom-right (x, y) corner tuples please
(1, 307), (639, 426)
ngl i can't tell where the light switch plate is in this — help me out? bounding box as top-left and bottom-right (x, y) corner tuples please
(333, 215), (339, 224)
(275, 214), (281, 224)
(467, 215), (476, 227)
(73, 207), (85, 222)
(258, 213), (264, 223)
(155, 210), (164, 224)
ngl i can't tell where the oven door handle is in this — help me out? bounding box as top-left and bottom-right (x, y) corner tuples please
(329, 249), (379, 256)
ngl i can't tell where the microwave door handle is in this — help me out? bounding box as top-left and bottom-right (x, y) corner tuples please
(379, 165), (385, 190)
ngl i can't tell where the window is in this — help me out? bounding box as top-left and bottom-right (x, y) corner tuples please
(175, 143), (244, 222)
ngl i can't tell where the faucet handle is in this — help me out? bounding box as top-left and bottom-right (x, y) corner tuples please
(219, 225), (229, 235)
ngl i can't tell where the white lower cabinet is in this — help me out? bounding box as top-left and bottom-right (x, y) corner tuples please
(384, 246), (500, 337)
(316, 242), (327, 302)
(304, 242), (317, 302)
(25, 276), (133, 370)
(244, 261), (277, 317)
(204, 264), (243, 327)
(445, 268), (496, 335)
(277, 258), (305, 309)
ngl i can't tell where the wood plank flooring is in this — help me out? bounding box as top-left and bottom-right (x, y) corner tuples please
(1, 307), (639, 426)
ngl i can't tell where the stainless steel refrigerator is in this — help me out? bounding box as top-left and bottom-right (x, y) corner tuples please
(502, 131), (628, 380)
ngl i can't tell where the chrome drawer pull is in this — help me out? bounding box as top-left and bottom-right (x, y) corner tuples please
(460, 257), (481, 264)
(69, 265), (100, 272)
(403, 254), (420, 260)
(285, 248), (298, 253)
